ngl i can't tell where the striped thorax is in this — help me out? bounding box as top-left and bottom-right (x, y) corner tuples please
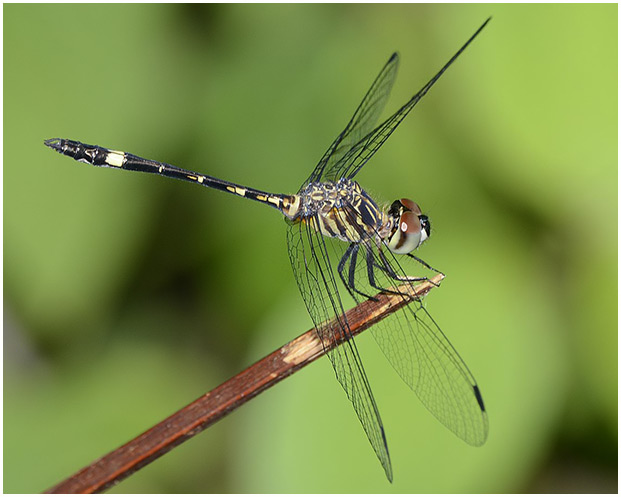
(285, 178), (386, 243)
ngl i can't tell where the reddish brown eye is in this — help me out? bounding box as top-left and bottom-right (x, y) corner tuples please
(400, 198), (422, 215)
(388, 210), (423, 254)
(400, 211), (421, 234)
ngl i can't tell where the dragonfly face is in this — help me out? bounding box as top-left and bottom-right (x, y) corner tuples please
(385, 198), (430, 255)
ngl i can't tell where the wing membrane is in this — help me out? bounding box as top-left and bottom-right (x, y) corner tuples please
(312, 18), (490, 184)
(286, 216), (393, 481)
(332, 206), (489, 446)
(302, 53), (399, 190)
(287, 19), (490, 478)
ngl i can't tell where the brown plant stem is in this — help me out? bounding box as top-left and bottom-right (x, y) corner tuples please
(45, 274), (444, 493)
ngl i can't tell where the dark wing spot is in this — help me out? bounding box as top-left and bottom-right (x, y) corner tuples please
(473, 385), (486, 412)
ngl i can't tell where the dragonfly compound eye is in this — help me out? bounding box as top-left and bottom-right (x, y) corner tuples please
(399, 198), (422, 215)
(387, 210), (423, 254)
(419, 214), (431, 242)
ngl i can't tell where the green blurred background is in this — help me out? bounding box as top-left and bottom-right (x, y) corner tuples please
(4, 4), (617, 493)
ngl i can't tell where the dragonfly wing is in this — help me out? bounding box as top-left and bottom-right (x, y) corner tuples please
(330, 18), (490, 182)
(301, 53), (399, 190)
(331, 208), (489, 446)
(286, 214), (393, 482)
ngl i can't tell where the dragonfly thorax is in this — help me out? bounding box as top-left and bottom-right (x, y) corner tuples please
(290, 178), (387, 244)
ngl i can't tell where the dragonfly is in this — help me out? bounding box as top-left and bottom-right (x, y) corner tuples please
(45, 19), (490, 482)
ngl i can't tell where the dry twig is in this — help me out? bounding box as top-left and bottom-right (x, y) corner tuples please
(45, 274), (444, 493)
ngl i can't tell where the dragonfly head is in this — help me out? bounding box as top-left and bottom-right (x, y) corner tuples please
(386, 198), (430, 254)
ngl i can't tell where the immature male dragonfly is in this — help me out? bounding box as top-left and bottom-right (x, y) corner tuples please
(45, 19), (490, 481)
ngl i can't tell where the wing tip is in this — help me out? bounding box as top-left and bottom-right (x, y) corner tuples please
(472, 384), (490, 446)
(474, 17), (492, 38)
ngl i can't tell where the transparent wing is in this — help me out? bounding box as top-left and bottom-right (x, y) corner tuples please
(319, 18), (490, 183)
(286, 215), (393, 482)
(301, 53), (399, 190)
(331, 206), (489, 446)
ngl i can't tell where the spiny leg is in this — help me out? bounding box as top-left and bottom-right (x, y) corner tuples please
(376, 244), (429, 284)
(337, 243), (378, 301)
(406, 253), (444, 275)
(337, 243), (360, 301)
(350, 244), (378, 300)
(365, 246), (395, 294)
(364, 246), (417, 297)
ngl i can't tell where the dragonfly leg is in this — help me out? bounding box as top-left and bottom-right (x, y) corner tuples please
(376, 244), (430, 284)
(406, 253), (444, 275)
(365, 246), (401, 295)
(338, 243), (378, 301)
(337, 243), (355, 297)
(349, 244), (379, 300)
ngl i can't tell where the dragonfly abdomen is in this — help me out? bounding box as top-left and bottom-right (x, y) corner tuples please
(44, 138), (292, 213)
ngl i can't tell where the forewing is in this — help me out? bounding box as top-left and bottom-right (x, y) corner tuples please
(301, 53), (399, 190)
(286, 215), (393, 481)
(331, 207), (489, 447)
(330, 18), (490, 182)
